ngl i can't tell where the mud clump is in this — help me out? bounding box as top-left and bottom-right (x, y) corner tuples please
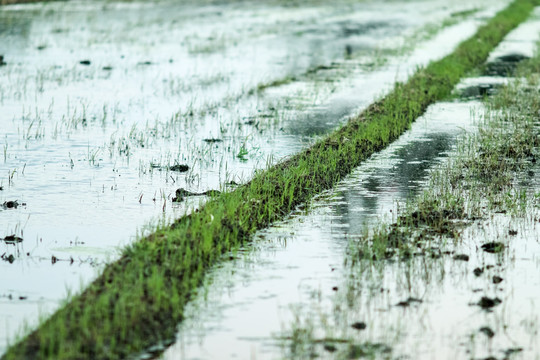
(479, 326), (495, 338)
(481, 242), (505, 254)
(79, 60), (91, 65)
(323, 344), (337, 353)
(0, 55), (6, 66)
(396, 297), (422, 307)
(2, 235), (23, 244)
(477, 296), (501, 310)
(3, 200), (18, 209)
(473, 267), (484, 276)
(172, 188), (221, 202)
(1, 253), (16, 263)
(454, 254), (469, 261)
(169, 164), (189, 172)
(492, 275), (504, 284)
(351, 322), (367, 330)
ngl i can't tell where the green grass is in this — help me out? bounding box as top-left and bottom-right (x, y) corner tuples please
(2, 0), (537, 359)
(282, 28), (540, 360)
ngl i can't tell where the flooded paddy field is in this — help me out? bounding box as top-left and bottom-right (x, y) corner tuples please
(161, 7), (540, 360)
(162, 101), (482, 360)
(0, 0), (531, 357)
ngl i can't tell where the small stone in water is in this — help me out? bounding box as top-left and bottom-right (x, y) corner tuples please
(169, 164), (189, 172)
(478, 296), (501, 309)
(481, 242), (505, 254)
(454, 254), (469, 261)
(479, 326), (495, 338)
(351, 322), (367, 330)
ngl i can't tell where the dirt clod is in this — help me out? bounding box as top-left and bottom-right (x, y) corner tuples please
(3, 235), (23, 244)
(169, 164), (189, 172)
(481, 242), (505, 254)
(454, 254), (469, 261)
(477, 296), (502, 309)
(79, 60), (91, 65)
(473, 267), (484, 276)
(492, 276), (504, 284)
(508, 229), (518, 236)
(503, 348), (523, 357)
(396, 297), (422, 307)
(324, 344), (337, 353)
(2, 254), (15, 263)
(351, 322), (367, 330)
(479, 326), (495, 338)
(2, 200), (19, 209)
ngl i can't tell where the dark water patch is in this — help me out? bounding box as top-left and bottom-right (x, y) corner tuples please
(459, 83), (502, 99)
(484, 53), (530, 76)
(332, 132), (455, 231)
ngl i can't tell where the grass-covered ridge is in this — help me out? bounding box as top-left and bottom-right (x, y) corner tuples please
(2, 0), (537, 359)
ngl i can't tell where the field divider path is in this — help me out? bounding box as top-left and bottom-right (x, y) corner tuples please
(2, 0), (537, 359)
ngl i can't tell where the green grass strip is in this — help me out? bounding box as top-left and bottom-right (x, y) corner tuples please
(2, 0), (537, 358)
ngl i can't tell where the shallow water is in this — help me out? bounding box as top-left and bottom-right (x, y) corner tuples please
(0, 0), (511, 354)
(161, 8), (540, 359)
(161, 100), (482, 360)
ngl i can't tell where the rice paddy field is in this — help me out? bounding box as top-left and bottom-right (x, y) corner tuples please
(1, 0), (540, 359)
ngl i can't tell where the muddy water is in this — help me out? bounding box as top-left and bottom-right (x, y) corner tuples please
(0, 0), (510, 354)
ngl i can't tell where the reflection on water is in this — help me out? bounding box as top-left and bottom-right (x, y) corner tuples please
(335, 133), (453, 225)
